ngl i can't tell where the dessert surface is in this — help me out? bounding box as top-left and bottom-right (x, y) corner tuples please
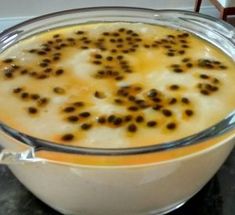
(0, 22), (234, 148)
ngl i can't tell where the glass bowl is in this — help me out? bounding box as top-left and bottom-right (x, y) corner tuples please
(0, 7), (235, 215)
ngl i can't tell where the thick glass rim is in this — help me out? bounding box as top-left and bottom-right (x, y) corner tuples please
(0, 7), (235, 156)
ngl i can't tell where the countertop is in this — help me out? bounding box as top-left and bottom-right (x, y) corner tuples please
(0, 149), (234, 215)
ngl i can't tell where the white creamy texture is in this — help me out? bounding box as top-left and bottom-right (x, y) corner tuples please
(0, 22), (234, 148)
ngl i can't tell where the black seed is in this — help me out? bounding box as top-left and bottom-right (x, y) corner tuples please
(113, 117), (123, 126)
(3, 58), (14, 63)
(118, 28), (125, 32)
(166, 122), (177, 130)
(53, 56), (60, 61)
(4, 70), (13, 78)
(67, 37), (75, 42)
(61, 134), (74, 141)
(29, 49), (37, 53)
(29, 71), (38, 77)
(212, 61), (221, 65)
(37, 51), (46, 55)
(93, 61), (102, 65)
(167, 52), (175, 57)
(94, 54), (102, 59)
(210, 86), (218, 92)
(37, 98), (49, 106)
(181, 97), (190, 104)
(125, 115), (133, 122)
(117, 89), (129, 97)
(178, 50), (185, 55)
(39, 62), (48, 68)
(115, 76), (124, 81)
(44, 68), (52, 73)
(186, 63), (193, 68)
(137, 101), (149, 109)
(20, 69), (28, 75)
(73, 101), (84, 107)
(13, 87), (22, 93)
(122, 50), (129, 54)
(171, 64), (180, 68)
(114, 99), (123, 104)
(169, 98), (177, 105)
(116, 44), (123, 48)
(37, 74), (48, 79)
(128, 106), (139, 111)
(219, 65), (227, 69)
(67, 115), (79, 122)
(53, 34), (60, 38)
(152, 104), (162, 110)
(97, 116), (106, 124)
(147, 121), (157, 127)
(173, 68), (183, 73)
(182, 45), (189, 48)
(117, 38), (123, 43)
(152, 97), (162, 103)
(127, 124), (137, 132)
(185, 109), (194, 116)
(169, 84), (179, 90)
(80, 37), (88, 41)
(200, 90), (210, 95)
(182, 58), (190, 62)
(76, 31), (85, 35)
(200, 74), (209, 79)
(27, 107), (38, 114)
(117, 55), (124, 60)
(147, 89), (158, 98)
(79, 112), (90, 118)
(106, 56), (113, 61)
(21, 92), (29, 99)
(213, 78), (220, 84)
(108, 115), (116, 123)
(102, 32), (110, 36)
(205, 84), (217, 92)
(81, 123), (92, 130)
(94, 91), (105, 99)
(110, 38), (116, 43)
(162, 109), (172, 117)
(55, 69), (64, 76)
(136, 115), (144, 123)
(124, 69), (132, 73)
(127, 30), (133, 34)
(53, 87), (65, 94)
(128, 96), (136, 101)
(43, 59), (51, 63)
(30, 94), (40, 100)
(63, 107), (75, 112)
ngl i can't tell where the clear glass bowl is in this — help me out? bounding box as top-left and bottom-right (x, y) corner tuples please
(0, 7), (235, 215)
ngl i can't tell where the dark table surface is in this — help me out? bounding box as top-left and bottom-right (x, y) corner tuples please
(0, 149), (234, 215)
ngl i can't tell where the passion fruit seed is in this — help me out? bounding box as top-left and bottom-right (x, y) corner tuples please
(27, 107), (38, 114)
(61, 133), (74, 141)
(81, 123), (92, 130)
(127, 124), (137, 132)
(166, 122), (177, 130)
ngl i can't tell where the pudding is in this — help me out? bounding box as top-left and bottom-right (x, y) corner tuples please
(0, 22), (234, 149)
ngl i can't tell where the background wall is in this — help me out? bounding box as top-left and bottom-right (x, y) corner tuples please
(0, 0), (211, 18)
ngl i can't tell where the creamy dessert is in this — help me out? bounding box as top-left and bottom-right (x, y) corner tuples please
(0, 10), (235, 215)
(0, 22), (234, 149)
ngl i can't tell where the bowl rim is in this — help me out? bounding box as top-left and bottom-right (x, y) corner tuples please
(0, 6), (235, 156)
